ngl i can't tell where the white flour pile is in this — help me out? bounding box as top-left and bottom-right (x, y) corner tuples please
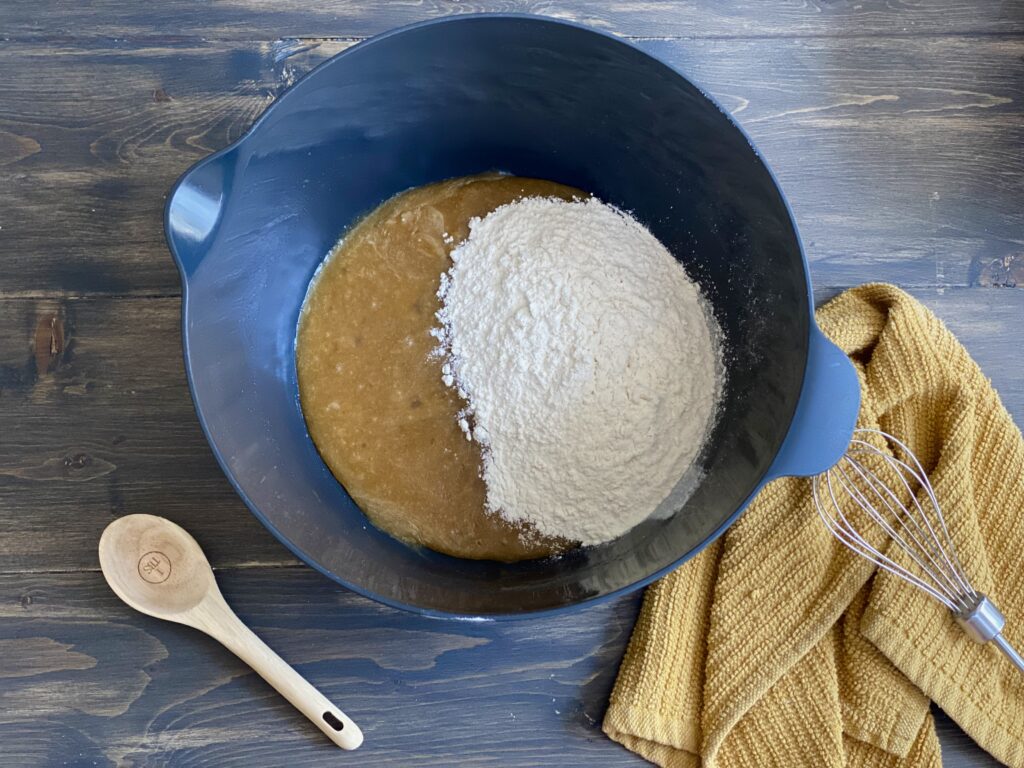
(434, 196), (722, 546)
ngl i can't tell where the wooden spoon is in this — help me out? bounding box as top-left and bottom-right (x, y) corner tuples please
(98, 513), (363, 750)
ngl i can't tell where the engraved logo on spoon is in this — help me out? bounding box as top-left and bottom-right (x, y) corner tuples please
(138, 551), (172, 583)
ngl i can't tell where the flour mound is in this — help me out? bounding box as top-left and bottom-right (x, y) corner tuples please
(436, 196), (721, 546)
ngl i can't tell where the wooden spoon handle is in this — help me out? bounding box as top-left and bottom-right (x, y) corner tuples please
(194, 592), (363, 750)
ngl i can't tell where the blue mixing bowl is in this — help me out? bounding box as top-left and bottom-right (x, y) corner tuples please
(165, 15), (860, 618)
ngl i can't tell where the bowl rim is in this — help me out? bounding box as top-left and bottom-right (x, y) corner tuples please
(165, 12), (814, 620)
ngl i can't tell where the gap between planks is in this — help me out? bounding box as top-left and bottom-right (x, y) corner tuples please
(4, 31), (1024, 48)
(0, 292), (185, 301)
(1, 560), (304, 576)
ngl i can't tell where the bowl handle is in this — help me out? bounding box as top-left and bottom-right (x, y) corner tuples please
(165, 150), (236, 278)
(765, 325), (860, 479)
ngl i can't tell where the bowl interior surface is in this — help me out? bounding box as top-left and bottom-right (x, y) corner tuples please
(168, 16), (808, 616)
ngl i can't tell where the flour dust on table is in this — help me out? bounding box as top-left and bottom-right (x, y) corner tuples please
(297, 174), (723, 562)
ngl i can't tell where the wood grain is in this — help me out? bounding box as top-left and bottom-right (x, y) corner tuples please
(0, 568), (999, 766)
(2, 0), (1023, 42)
(0, 568), (645, 766)
(1, 36), (1021, 296)
(0, 296), (292, 571)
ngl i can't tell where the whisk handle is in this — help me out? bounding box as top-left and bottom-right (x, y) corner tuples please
(955, 594), (1024, 675)
(993, 633), (1024, 674)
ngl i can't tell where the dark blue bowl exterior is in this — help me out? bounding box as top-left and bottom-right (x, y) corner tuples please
(166, 15), (851, 618)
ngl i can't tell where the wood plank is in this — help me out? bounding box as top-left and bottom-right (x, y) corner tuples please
(0, 568), (646, 767)
(0, 567), (999, 766)
(1, 36), (1021, 297)
(0, 286), (1021, 573)
(935, 709), (1002, 768)
(2, 0), (1023, 42)
(0, 296), (294, 571)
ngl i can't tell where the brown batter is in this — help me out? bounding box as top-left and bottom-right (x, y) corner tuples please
(296, 174), (582, 561)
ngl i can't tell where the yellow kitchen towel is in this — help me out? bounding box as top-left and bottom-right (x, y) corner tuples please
(603, 284), (1024, 768)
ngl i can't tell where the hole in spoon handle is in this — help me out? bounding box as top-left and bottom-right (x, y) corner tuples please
(323, 710), (345, 731)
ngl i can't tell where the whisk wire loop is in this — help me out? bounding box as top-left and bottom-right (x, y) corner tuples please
(842, 449), (970, 606)
(856, 430), (974, 599)
(815, 466), (958, 610)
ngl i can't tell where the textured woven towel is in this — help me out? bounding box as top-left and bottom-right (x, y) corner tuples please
(603, 284), (1024, 767)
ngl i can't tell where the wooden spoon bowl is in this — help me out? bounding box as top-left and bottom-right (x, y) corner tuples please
(100, 513), (213, 618)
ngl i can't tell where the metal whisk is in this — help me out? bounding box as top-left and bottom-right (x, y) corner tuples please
(813, 428), (1024, 673)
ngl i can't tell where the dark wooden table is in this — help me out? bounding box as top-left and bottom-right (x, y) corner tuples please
(1, 2), (1021, 765)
